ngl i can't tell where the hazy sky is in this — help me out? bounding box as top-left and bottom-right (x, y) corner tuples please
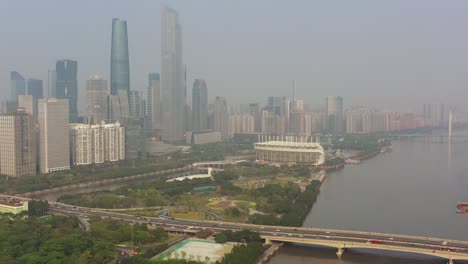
(2, 0), (468, 113)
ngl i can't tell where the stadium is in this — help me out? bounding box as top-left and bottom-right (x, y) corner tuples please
(254, 140), (325, 166)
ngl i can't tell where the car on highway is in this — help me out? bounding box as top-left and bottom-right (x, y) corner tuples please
(367, 239), (382, 244)
(273, 233), (278, 236)
(299, 235), (304, 238)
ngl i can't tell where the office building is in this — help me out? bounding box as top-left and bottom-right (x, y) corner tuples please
(0, 110), (36, 177)
(325, 96), (344, 135)
(129, 91), (142, 118)
(147, 73), (161, 136)
(121, 117), (146, 160)
(70, 122), (125, 165)
(18, 95), (34, 117)
(27, 79), (43, 118)
(110, 18), (130, 95)
(86, 75), (108, 124)
(192, 79), (208, 131)
(38, 99), (70, 173)
(214, 96), (228, 140)
(10, 71), (26, 102)
(161, 6), (185, 142)
(56, 60), (78, 122)
(48, 70), (56, 98)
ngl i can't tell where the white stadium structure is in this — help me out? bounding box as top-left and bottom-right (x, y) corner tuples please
(254, 140), (325, 166)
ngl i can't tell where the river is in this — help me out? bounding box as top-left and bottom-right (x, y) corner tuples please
(270, 131), (468, 264)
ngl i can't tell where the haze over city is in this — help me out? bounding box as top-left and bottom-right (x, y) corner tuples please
(2, 1), (468, 264)
(2, 0), (468, 112)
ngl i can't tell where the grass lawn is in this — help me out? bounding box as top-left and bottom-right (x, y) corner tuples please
(170, 211), (210, 221)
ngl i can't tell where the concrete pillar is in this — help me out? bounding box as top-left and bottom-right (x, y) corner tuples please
(336, 248), (345, 258)
(448, 256), (454, 264)
(265, 238), (272, 245)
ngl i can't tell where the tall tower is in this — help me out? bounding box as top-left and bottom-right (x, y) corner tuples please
(55, 59), (78, 122)
(86, 75), (108, 124)
(38, 98), (70, 173)
(192, 79), (208, 132)
(214, 96), (228, 140)
(110, 18), (130, 95)
(161, 6), (185, 142)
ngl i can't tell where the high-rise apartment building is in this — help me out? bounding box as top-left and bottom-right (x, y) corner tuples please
(110, 18), (130, 95)
(249, 103), (261, 133)
(70, 122), (125, 165)
(38, 99), (70, 173)
(325, 96), (344, 135)
(228, 113), (255, 138)
(192, 79), (208, 132)
(147, 73), (161, 137)
(86, 75), (108, 124)
(161, 6), (185, 142)
(10, 71), (26, 102)
(423, 103), (446, 127)
(56, 60), (78, 122)
(261, 110), (283, 135)
(0, 110), (36, 177)
(214, 96), (228, 140)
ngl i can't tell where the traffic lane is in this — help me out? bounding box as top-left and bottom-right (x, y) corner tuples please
(50, 207), (468, 253)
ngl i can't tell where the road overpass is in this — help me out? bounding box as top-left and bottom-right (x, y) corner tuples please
(19, 166), (194, 198)
(35, 199), (468, 264)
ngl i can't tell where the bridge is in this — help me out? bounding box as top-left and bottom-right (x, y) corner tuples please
(9, 193), (461, 264)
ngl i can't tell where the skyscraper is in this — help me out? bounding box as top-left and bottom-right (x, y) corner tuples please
(147, 73), (161, 137)
(192, 79), (208, 132)
(86, 75), (108, 124)
(214, 96), (228, 140)
(0, 110), (36, 177)
(48, 70), (56, 98)
(110, 18), (130, 95)
(128, 91), (142, 118)
(27, 78), (43, 119)
(18, 95), (34, 117)
(38, 98), (70, 173)
(56, 59), (78, 122)
(325, 96), (344, 135)
(10, 71), (26, 101)
(161, 6), (185, 142)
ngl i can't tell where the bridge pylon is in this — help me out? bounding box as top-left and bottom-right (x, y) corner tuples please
(448, 255), (454, 264)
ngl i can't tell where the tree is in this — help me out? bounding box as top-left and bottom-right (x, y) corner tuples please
(214, 233), (228, 244)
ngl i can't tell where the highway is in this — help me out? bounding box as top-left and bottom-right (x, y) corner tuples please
(45, 201), (468, 262)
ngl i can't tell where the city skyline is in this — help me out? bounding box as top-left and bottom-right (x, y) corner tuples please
(2, 1), (468, 113)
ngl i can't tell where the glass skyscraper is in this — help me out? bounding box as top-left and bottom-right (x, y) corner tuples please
(56, 60), (78, 122)
(192, 79), (208, 132)
(110, 18), (130, 96)
(161, 7), (185, 142)
(10, 71), (26, 101)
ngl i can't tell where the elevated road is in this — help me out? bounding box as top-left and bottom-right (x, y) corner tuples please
(43, 200), (468, 263)
(19, 166), (193, 198)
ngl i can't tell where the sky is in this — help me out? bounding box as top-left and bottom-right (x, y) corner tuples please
(2, 0), (468, 114)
